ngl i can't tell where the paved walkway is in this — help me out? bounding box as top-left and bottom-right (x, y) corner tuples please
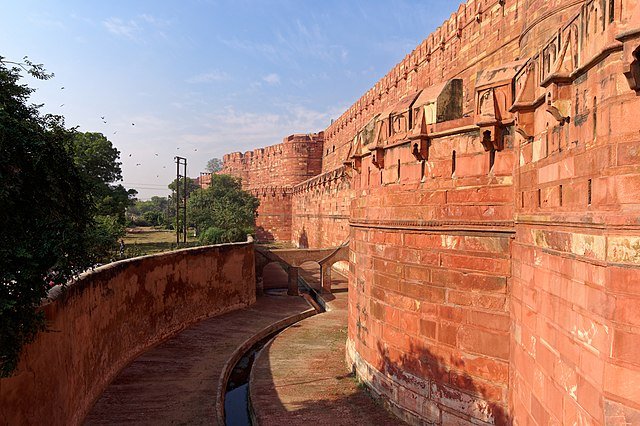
(84, 294), (311, 425)
(250, 269), (402, 426)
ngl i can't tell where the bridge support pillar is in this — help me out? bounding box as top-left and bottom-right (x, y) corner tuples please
(287, 266), (299, 296)
(321, 264), (332, 294)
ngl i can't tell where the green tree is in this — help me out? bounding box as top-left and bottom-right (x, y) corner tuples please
(205, 157), (223, 173)
(127, 196), (169, 226)
(72, 132), (136, 259)
(188, 174), (259, 244)
(168, 176), (200, 198)
(0, 57), (94, 377)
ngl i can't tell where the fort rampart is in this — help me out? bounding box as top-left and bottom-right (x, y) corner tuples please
(219, 0), (640, 423)
(0, 243), (255, 426)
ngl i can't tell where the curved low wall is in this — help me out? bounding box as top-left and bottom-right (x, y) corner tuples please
(0, 242), (256, 426)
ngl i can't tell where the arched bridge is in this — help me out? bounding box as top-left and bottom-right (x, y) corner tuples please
(255, 243), (349, 295)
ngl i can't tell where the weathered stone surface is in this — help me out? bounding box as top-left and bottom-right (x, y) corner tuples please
(0, 243), (256, 426)
(218, 0), (640, 423)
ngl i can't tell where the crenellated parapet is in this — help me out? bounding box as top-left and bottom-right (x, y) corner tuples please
(222, 132), (324, 191)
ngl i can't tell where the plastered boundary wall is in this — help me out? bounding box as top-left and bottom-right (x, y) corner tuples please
(0, 243), (255, 426)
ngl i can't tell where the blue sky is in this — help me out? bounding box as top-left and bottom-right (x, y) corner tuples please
(1, 0), (453, 198)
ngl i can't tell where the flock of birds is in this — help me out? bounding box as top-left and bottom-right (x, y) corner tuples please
(57, 85), (200, 179)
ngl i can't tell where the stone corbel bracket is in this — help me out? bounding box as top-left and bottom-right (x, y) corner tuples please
(616, 28), (640, 94)
(475, 60), (525, 151)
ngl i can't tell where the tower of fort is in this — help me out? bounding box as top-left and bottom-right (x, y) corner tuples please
(220, 0), (640, 423)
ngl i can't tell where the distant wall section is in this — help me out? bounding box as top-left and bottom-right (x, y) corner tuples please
(222, 133), (324, 242)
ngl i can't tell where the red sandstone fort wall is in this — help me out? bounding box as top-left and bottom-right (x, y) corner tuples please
(509, 1), (640, 423)
(222, 133), (323, 241)
(216, 0), (640, 422)
(0, 243), (256, 426)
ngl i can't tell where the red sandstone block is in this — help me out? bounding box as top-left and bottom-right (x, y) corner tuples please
(612, 329), (640, 365)
(447, 290), (473, 306)
(617, 141), (640, 166)
(373, 271), (401, 292)
(402, 282), (446, 303)
(446, 186), (512, 204)
(383, 325), (412, 353)
(556, 331), (581, 368)
(431, 269), (507, 293)
(372, 258), (402, 276)
(438, 305), (466, 323)
(458, 354), (509, 384)
(459, 327), (509, 361)
(530, 394), (550, 426)
(467, 310), (510, 332)
(420, 319), (437, 340)
(440, 252), (510, 275)
(438, 322), (459, 347)
(404, 234), (441, 249)
(615, 174), (640, 204)
(384, 291), (420, 312)
(577, 373), (603, 421)
(535, 340), (558, 378)
(404, 265), (431, 282)
(614, 295), (640, 327)
(607, 266), (640, 295)
(398, 310), (420, 336)
(579, 346), (605, 388)
(604, 363), (640, 408)
(370, 300), (385, 321)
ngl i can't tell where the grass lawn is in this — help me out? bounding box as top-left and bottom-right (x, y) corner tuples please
(122, 227), (199, 257)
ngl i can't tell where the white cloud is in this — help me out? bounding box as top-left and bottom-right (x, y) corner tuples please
(186, 71), (230, 84)
(262, 73), (280, 85)
(103, 17), (140, 40)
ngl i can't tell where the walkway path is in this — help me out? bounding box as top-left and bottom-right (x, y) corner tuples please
(84, 294), (311, 425)
(250, 270), (402, 425)
(85, 262), (401, 425)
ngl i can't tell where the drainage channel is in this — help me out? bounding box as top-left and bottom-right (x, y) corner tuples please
(224, 329), (279, 426)
(224, 285), (322, 426)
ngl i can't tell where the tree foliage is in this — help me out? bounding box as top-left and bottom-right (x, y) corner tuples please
(205, 157), (223, 173)
(72, 132), (137, 259)
(188, 174), (259, 244)
(0, 58), (93, 376)
(127, 196), (170, 227)
(168, 176), (200, 198)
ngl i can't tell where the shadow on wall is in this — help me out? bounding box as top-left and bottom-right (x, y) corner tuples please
(256, 226), (274, 242)
(298, 227), (309, 248)
(368, 339), (511, 425)
(262, 262), (288, 290)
